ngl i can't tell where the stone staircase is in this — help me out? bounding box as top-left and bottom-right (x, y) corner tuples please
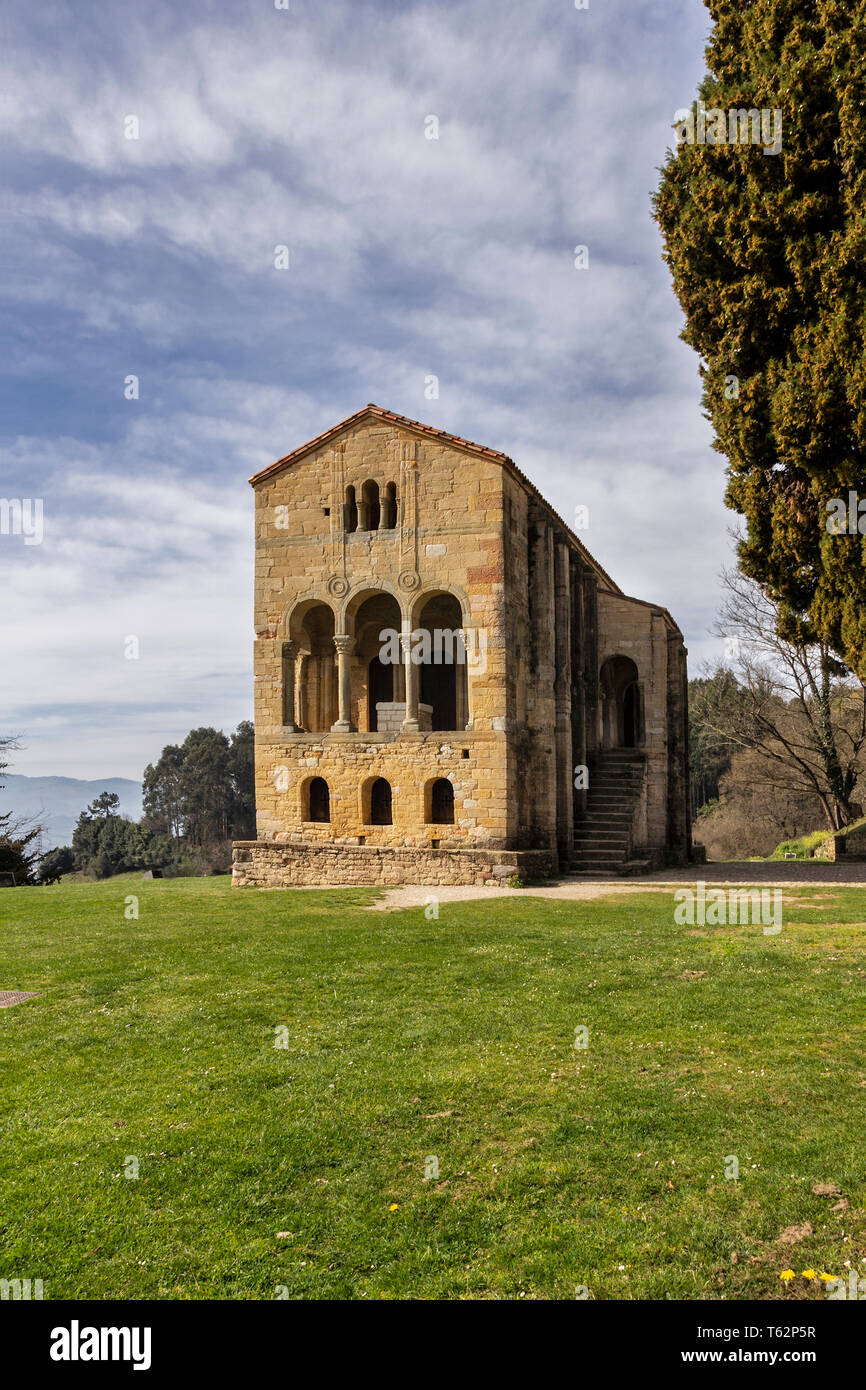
(569, 750), (647, 876)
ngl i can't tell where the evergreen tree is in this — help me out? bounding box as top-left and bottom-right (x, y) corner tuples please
(654, 0), (866, 676)
(142, 722), (255, 848)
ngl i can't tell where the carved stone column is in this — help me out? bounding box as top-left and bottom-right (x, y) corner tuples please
(332, 635), (356, 732)
(281, 641), (298, 731)
(400, 629), (420, 732)
(296, 653), (308, 732)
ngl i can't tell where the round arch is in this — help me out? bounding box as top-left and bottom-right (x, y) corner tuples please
(300, 774), (331, 823)
(341, 580), (407, 635)
(278, 593), (338, 643)
(408, 583), (471, 630)
(599, 654), (642, 749)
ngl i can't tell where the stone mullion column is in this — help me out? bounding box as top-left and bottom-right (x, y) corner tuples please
(401, 630), (420, 732)
(296, 653), (308, 732)
(281, 641), (298, 731)
(319, 654), (330, 731)
(332, 635), (356, 733)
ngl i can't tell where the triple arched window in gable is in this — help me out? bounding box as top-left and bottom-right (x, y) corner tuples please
(344, 481), (398, 533)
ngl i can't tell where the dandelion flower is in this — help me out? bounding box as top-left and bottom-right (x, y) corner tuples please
(780, 1269), (795, 1281)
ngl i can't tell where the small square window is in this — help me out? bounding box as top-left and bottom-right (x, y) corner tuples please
(462, 748), (470, 759)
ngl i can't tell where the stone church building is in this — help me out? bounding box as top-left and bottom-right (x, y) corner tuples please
(232, 404), (691, 888)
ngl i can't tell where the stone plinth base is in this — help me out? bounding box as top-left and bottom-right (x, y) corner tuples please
(374, 701), (433, 733)
(232, 840), (556, 888)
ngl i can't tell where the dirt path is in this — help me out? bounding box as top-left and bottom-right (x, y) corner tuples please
(368, 863), (866, 912)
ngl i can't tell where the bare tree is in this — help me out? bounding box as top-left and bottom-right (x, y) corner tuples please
(694, 571), (866, 831)
(0, 735), (43, 883)
(0, 734), (19, 835)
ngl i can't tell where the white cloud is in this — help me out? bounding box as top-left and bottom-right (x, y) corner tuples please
(1, 0), (732, 778)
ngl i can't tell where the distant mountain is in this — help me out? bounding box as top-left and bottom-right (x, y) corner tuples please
(1, 775), (143, 850)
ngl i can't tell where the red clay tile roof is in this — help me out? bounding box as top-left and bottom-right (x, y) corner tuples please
(248, 403), (679, 628)
(248, 403), (512, 482)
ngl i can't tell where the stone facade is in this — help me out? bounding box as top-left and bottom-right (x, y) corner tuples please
(232, 404), (692, 888)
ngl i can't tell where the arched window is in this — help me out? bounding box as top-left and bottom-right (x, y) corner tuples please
(360, 480), (380, 532)
(382, 481), (398, 529)
(344, 485), (358, 533)
(369, 777), (392, 825)
(308, 777), (330, 823)
(430, 778), (454, 824)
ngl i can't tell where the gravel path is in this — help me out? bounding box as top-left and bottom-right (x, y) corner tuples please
(368, 862), (866, 911)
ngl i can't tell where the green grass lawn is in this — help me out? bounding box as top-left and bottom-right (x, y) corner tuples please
(1, 875), (864, 1300)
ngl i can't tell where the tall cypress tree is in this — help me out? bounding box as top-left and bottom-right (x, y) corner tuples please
(654, 0), (866, 676)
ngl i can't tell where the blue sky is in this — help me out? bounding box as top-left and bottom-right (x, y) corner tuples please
(1, 0), (728, 780)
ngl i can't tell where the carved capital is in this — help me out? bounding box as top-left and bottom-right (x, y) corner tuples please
(333, 635), (355, 656)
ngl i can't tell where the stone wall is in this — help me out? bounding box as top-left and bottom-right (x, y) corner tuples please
(232, 840), (557, 888)
(254, 728), (509, 849)
(814, 827), (866, 862)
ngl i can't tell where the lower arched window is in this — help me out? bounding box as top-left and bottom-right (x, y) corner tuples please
(308, 777), (330, 823)
(430, 778), (454, 824)
(369, 777), (392, 825)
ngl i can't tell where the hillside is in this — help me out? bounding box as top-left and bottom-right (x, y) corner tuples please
(1, 774), (142, 849)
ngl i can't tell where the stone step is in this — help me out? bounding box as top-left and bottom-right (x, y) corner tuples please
(592, 772), (643, 782)
(575, 751), (644, 868)
(591, 764), (645, 773)
(565, 868), (622, 878)
(589, 776), (641, 786)
(573, 831), (630, 844)
(578, 812), (633, 823)
(588, 785), (642, 795)
(567, 863), (627, 875)
(574, 824), (630, 836)
(589, 783), (643, 794)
